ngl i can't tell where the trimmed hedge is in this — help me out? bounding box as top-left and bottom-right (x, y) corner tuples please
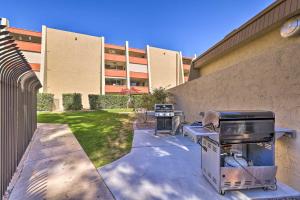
(62, 93), (83, 111)
(130, 95), (144, 109)
(37, 93), (54, 111)
(88, 94), (129, 109)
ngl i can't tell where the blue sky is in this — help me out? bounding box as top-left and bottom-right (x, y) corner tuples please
(2, 0), (274, 56)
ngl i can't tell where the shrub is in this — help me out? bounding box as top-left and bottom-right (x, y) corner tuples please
(140, 94), (155, 110)
(88, 87), (170, 111)
(62, 93), (82, 111)
(88, 94), (129, 109)
(152, 87), (169, 104)
(130, 95), (144, 109)
(37, 93), (54, 111)
(140, 87), (170, 110)
(88, 94), (98, 110)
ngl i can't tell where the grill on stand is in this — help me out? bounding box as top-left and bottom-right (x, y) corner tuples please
(200, 111), (277, 195)
(154, 104), (183, 135)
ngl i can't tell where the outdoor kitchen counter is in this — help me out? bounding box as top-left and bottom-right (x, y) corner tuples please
(98, 125), (300, 200)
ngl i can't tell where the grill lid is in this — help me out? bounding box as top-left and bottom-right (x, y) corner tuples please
(203, 110), (275, 128)
(217, 111), (274, 120)
(154, 104), (174, 112)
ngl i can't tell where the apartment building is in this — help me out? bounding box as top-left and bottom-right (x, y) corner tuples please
(7, 24), (193, 109)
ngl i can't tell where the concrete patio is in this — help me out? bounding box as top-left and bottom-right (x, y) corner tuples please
(7, 124), (114, 200)
(99, 127), (300, 200)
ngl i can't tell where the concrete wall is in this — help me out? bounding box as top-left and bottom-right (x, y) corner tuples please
(169, 27), (300, 190)
(44, 28), (102, 110)
(148, 47), (182, 90)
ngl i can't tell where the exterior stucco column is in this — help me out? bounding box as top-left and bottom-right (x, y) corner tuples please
(146, 45), (152, 92)
(125, 41), (130, 89)
(40, 25), (47, 92)
(101, 37), (105, 95)
(179, 51), (184, 84)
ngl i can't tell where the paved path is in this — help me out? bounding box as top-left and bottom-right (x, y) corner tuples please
(8, 123), (114, 200)
(99, 128), (300, 200)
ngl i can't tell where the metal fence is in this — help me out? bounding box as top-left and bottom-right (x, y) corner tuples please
(0, 20), (42, 197)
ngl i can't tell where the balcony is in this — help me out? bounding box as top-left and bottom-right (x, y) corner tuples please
(29, 63), (40, 72)
(129, 71), (148, 79)
(183, 64), (190, 71)
(129, 47), (146, 54)
(129, 57), (147, 65)
(8, 27), (42, 37)
(105, 69), (126, 77)
(105, 53), (126, 62)
(130, 86), (149, 94)
(15, 41), (41, 53)
(105, 43), (125, 50)
(105, 85), (127, 93)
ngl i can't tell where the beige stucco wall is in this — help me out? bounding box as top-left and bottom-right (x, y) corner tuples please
(44, 28), (102, 110)
(197, 27), (297, 77)
(169, 26), (300, 190)
(149, 47), (182, 90)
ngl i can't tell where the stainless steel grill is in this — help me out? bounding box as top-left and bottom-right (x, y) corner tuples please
(201, 111), (277, 195)
(154, 104), (183, 135)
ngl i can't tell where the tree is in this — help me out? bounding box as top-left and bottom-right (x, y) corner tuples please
(141, 87), (170, 110)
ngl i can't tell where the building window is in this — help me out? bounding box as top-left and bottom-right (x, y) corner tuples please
(11, 33), (41, 44)
(105, 48), (125, 55)
(105, 78), (126, 86)
(129, 51), (146, 58)
(130, 79), (148, 87)
(105, 62), (125, 70)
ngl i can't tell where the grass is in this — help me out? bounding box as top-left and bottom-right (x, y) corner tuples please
(38, 109), (135, 168)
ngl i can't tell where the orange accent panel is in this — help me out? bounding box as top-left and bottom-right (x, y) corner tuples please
(105, 85), (127, 93)
(8, 27), (42, 37)
(105, 43), (125, 50)
(131, 86), (149, 94)
(129, 47), (146, 54)
(129, 71), (148, 79)
(15, 41), (41, 52)
(30, 63), (40, 72)
(184, 77), (188, 82)
(105, 53), (126, 62)
(105, 69), (126, 77)
(183, 64), (190, 70)
(129, 57), (147, 65)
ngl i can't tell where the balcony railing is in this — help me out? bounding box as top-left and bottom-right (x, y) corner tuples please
(105, 53), (126, 62)
(105, 69), (126, 77)
(15, 40), (41, 53)
(105, 43), (125, 50)
(29, 63), (41, 72)
(129, 56), (147, 65)
(105, 85), (127, 93)
(129, 71), (148, 79)
(131, 86), (149, 94)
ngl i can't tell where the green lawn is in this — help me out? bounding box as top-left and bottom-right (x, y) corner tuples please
(38, 109), (135, 168)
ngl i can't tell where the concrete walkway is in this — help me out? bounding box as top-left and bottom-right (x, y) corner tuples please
(8, 123), (114, 200)
(99, 128), (300, 200)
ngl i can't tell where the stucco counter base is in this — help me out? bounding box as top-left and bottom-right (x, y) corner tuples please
(98, 129), (300, 200)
